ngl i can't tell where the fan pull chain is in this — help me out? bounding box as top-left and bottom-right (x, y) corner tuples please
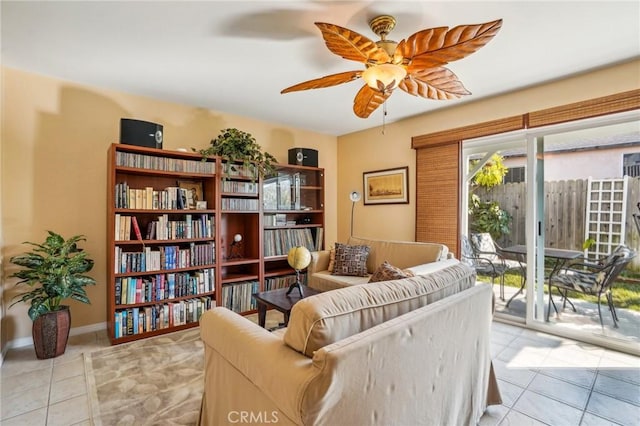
(382, 100), (387, 135)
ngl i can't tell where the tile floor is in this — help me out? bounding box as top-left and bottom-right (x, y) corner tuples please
(1, 321), (639, 425)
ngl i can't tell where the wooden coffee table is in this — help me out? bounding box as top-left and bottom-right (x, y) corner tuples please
(252, 286), (321, 328)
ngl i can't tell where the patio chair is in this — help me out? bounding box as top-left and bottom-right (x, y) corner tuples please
(548, 245), (637, 328)
(469, 233), (526, 304)
(461, 235), (511, 300)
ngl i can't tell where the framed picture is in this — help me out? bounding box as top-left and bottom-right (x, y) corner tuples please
(177, 179), (203, 210)
(363, 166), (409, 205)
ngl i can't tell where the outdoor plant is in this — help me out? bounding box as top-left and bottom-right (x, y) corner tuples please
(197, 128), (277, 180)
(10, 231), (96, 320)
(469, 194), (512, 240)
(468, 154), (512, 240)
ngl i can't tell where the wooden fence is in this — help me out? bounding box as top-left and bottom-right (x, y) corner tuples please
(476, 177), (640, 271)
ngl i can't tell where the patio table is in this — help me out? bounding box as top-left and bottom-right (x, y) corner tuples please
(500, 245), (583, 320)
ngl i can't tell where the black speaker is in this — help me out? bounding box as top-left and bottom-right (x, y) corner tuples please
(120, 118), (163, 149)
(288, 148), (318, 167)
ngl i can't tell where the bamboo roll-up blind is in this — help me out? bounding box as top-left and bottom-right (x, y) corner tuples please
(528, 89), (640, 128)
(416, 143), (460, 257)
(412, 115), (525, 149)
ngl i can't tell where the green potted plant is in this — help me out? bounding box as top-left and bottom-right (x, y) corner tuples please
(9, 231), (96, 359)
(197, 128), (277, 180)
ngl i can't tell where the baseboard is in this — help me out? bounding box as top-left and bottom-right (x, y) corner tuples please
(5, 321), (107, 350)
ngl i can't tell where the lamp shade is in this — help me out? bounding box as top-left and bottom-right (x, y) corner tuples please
(287, 246), (311, 271)
(362, 63), (407, 92)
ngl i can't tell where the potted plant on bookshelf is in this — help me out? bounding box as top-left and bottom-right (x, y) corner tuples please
(9, 231), (96, 359)
(197, 127), (277, 180)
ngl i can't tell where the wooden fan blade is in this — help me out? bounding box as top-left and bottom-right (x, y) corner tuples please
(404, 19), (502, 72)
(397, 27), (448, 62)
(281, 70), (362, 94)
(399, 67), (470, 100)
(315, 22), (390, 64)
(353, 84), (392, 118)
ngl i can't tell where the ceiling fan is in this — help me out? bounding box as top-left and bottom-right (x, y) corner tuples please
(281, 15), (502, 118)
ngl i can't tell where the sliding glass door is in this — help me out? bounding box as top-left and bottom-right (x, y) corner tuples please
(463, 111), (640, 355)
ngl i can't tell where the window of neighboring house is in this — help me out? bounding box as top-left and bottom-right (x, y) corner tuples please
(623, 152), (640, 177)
(504, 166), (526, 183)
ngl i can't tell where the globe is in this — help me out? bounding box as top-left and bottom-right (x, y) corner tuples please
(287, 246), (311, 270)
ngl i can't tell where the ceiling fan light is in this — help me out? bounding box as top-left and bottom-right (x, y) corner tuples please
(362, 64), (406, 92)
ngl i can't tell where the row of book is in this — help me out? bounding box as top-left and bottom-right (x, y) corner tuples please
(114, 269), (215, 305)
(220, 280), (259, 313)
(222, 180), (258, 194)
(264, 273), (307, 291)
(115, 214), (213, 241)
(221, 198), (259, 211)
(263, 228), (322, 256)
(115, 182), (196, 210)
(222, 163), (257, 178)
(114, 243), (215, 273)
(113, 296), (216, 338)
(263, 213), (289, 227)
(116, 151), (215, 174)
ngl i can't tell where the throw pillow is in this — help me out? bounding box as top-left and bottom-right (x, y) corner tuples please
(332, 243), (370, 277)
(327, 247), (336, 272)
(369, 261), (414, 283)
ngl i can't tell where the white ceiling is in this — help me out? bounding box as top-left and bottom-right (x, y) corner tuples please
(2, 1), (639, 136)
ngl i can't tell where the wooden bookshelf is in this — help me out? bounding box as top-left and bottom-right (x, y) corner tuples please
(262, 164), (324, 289)
(107, 146), (325, 344)
(107, 144), (217, 344)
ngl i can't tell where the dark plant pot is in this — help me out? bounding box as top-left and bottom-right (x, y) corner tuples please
(32, 306), (71, 359)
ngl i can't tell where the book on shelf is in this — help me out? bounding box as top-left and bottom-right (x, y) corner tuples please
(220, 280), (259, 313)
(114, 296), (215, 338)
(116, 151), (215, 174)
(221, 198), (259, 211)
(131, 217), (143, 243)
(265, 273), (307, 291)
(115, 269), (215, 306)
(114, 183), (205, 210)
(263, 228), (316, 256)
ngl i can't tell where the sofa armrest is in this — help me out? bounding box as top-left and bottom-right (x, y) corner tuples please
(199, 308), (318, 424)
(308, 250), (331, 274)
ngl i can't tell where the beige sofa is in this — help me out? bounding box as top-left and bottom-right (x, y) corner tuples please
(308, 236), (451, 291)
(198, 261), (501, 425)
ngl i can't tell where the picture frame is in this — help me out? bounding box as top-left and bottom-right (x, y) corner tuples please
(177, 179), (203, 210)
(363, 166), (409, 205)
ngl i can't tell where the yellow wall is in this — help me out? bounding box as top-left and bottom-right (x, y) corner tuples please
(1, 67), (338, 347)
(336, 59), (640, 243)
(2, 60), (638, 349)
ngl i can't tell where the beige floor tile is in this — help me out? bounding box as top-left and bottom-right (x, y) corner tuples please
(50, 374), (88, 404)
(0, 382), (50, 420)
(0, 407), (47, 426)
(47, 394), (90, 426)
(496, 379), (526, 408)
(52, 349), (85, 366)
(580, 412), (622, 426)
(600, 348), (640, 368)
(536, 367), (597, 389)
(1, 349), (52, 379)
(496, 346), (548, 369)
(0, 365), (52, 396)
(586, 390), (640, 425)
(500, 409), (548, 425)
(493, 358), (536, 388)
(527, 373), (591, 410)
(593, 373), (640, 406)
(478, 404), (508, 426)
(52, 356), (85, 381)
(597, 366), (640, 386)
(513, 389), (584, 425)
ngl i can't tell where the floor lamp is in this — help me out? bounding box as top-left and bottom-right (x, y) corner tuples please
(350, 191), (361, 237)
